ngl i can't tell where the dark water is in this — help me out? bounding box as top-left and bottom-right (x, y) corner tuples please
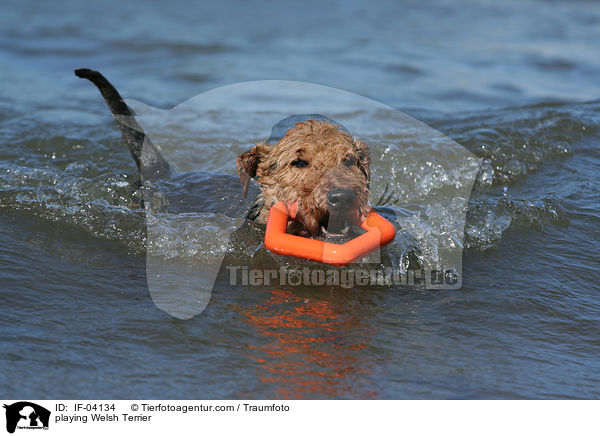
(1, 0), (599, 399)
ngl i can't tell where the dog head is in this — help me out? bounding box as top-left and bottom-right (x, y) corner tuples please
(237, 120), (371, 235)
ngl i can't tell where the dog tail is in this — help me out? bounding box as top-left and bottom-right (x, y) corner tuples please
(75, 68), (171, 179)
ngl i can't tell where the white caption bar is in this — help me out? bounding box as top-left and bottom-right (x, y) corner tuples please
(0, 400), (597, 436)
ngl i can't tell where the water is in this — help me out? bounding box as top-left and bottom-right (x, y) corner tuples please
(1, 0), (599, 398)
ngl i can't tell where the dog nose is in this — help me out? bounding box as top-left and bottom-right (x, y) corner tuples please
(327, 188), (355, 210)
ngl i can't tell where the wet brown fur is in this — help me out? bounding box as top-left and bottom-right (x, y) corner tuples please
(237, 120), (371, 235)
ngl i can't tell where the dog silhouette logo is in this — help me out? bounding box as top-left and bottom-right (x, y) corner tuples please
(3, 402), (50, 434)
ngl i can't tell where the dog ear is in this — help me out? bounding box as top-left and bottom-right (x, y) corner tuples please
(236, 143), (271, 197)
(353, 137), (371, 187)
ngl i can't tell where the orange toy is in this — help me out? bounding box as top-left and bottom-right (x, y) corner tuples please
(264, 201), (396, 266)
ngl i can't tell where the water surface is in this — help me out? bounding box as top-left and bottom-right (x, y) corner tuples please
(1, 0), (599, 398)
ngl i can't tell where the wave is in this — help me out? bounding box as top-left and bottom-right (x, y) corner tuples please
(0, 100), (594, 262)
(431, 100), (600, 186)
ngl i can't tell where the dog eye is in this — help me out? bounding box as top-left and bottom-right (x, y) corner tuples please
(291, 159), (309, 168)
(343, 155), (357, 167)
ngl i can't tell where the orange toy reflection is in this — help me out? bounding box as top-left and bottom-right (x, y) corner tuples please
(241, 288), (376, 399)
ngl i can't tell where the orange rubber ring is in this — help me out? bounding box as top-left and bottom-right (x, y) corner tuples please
(265, 201), (396, 266)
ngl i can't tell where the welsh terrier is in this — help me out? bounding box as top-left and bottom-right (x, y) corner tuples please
(75, 68), (372, 237)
